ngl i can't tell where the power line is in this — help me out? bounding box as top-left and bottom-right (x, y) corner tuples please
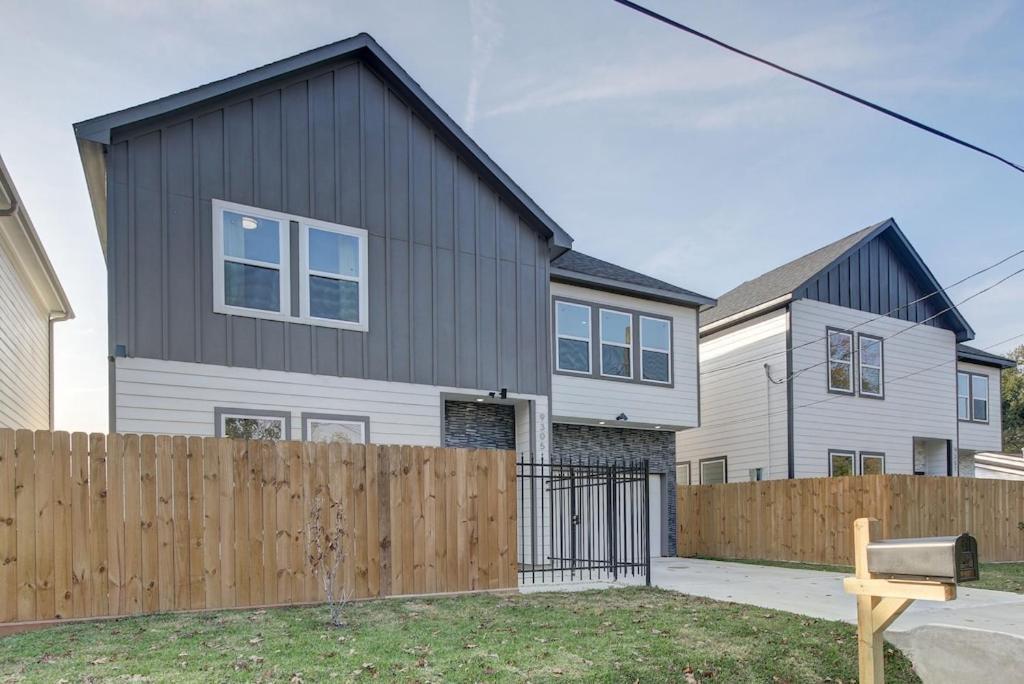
(701, 247), (1024, 377)
(610, 0), (1024, 176)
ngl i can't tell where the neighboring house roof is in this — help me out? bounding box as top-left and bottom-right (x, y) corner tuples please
(957, 344), (1017, 369)
(0, 153), (73, 320)
(973, 452), (1024, 479)
(551, 250), (716, 308)
(73, 32), (573, 258)
(700, 218), (975, 341)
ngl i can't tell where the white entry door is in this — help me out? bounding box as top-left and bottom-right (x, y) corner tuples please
(649, 475), (662, 557)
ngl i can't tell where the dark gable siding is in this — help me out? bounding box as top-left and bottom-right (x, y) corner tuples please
(108, 59), (551, 395)
(794, 231), (957, 332)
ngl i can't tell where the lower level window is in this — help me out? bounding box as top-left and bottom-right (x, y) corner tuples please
(217, 409), (289, 440)
(829, 450), (854, 477)
(677, 462), (691, 485)
(700, 457), (727, 484)
(860, 452), (885, 475)
(303, 414), (368, 444)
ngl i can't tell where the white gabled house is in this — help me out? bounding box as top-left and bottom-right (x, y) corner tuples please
(677, 218), (1014, 484)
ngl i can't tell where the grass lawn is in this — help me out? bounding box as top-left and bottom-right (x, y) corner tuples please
(706, 557), (1024, 594)
(0, 587), (919, 683)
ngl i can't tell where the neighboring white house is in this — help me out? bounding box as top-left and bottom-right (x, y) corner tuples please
(972, 451), (1024, 481)
(677, 218), (1013, 484)
(0, 152), (74, 430)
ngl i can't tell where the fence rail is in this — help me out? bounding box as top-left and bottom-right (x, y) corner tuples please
(0, 429), (516, 626)
(677, 475), (1024, 565)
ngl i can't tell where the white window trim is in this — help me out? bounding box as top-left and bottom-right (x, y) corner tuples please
(699, 457), (727, 484)
(212, 199), (292, 321)
(639, 315), (672, 384)
(219, 412), (288, 439)
(857, 334), (884, 398)
(554, 301), (593, 375)
(957, 371), (971, 421)
(298, 219), (369, 331)
(826, 328), (855, 394)
(859, 452), (885, 475)
(599, 308), (633, 379)
(828, 450), (855, 477)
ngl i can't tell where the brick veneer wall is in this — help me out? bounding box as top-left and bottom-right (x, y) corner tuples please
(443, 401), (516, 450)
(551, 423), (677, 555)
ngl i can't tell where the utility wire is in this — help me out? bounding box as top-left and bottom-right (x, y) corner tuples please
(693, 330), (1024, 435)
(702, 247), (1024, 377)
(611, 0), (1024, 175)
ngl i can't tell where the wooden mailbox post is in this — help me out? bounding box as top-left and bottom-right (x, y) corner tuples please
(844, 518), (976, 684)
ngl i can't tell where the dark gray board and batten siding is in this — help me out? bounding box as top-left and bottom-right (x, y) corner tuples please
(793, 231), (960, 335)
(107, 58), (551, 395)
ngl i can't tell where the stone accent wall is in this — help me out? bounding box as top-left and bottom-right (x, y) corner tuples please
(551, 423), (677, 555)
(443, 401), (516, 450)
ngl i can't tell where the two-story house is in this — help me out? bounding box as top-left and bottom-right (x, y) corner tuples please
(73, 33), (712, 556)
(677, 219), (1013, 484)
(0, 152), (74, 430)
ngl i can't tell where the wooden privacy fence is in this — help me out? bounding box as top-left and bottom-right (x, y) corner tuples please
(0, 429), (516, 627)
(677, 475), (1024, 565)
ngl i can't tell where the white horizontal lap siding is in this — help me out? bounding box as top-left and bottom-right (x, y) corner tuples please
(956, 362), (1003, 453)
(0, 240), (50, 430)
(114, 357), (546, 445)
(550, 282), (698, 428)
(790, 299), (956, 477)
(676, 308), (789, 482)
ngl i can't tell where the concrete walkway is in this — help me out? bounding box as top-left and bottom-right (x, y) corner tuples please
(650, 558), (1024, 682)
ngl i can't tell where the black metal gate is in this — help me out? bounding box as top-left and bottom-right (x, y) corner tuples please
(517, 455), (651, 585)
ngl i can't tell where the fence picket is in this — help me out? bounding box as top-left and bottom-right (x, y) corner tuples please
(34, 430), (55, 619)
(0, 430), (16, 622)
(156, 436), (175, 612)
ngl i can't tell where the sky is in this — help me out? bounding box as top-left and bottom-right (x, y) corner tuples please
(1, 0), (1022, 432)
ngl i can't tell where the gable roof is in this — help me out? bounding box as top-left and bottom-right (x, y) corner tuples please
(957, 344), (1016, 369)
(73, 32), (573, 257)
(551, 250), (715, 308)
(0, 153), (73, 320)
(700, 218), (974, 341)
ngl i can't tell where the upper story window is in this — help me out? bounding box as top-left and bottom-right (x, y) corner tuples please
(600, 309), (633, 378)
(858, 334), (884, 398)
(555, 301), (592, 374)
(212, 200), (368, 331)
(826, 328), (854, 394)
(958, 371), (989, 423)
(640, 316), (672, 383)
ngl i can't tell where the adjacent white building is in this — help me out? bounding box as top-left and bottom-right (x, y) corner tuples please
(0, 153), (73, 430)
(678, 219), (1014, 484)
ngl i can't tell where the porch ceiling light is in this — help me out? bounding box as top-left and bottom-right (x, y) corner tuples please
(475, 398), (484, 402)
(598, 420), (606, 425)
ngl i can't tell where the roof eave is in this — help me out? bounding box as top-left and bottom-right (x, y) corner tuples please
(73, 32), (573, 255)
(957, 349), (1017, 369)
(699, 294), (792, 337)
(551, 268), (716, 309)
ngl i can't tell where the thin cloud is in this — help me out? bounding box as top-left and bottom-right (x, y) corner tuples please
(464, 0), (503, 132)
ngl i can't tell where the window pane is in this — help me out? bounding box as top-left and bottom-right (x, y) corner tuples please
(602, 344), (631, 377)
(556, 302), (590, 339)
(861, 367), (881, 395)
(701, 460), (725, 484)
(957, 397), (969, 420)
(309, 276), (359, 322)
(223, 211), (280, 264)
(601, 310), (632, 345)
(309, 228), (360, 277)
(860, 337), (881, 367)
(862, 456), (884, 475)
(972, 375), (988, 401)
(829, 361), (852, 390)
(973, 398), (988, 422)
(641, 317), (670, 351)
(957, 373), (970, 397)
(558, 338), (590, 373)
(642, 350), (669, 382)
(828, 332), (852, 362)
(830, 454), (853, 477)
(677, 463), (690, 485)
(308, 420), (363, 444)
(224, 416), (283, 440)
(225, 261), (281, 311)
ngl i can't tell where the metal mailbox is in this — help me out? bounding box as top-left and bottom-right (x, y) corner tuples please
(866, 532), (978, 584)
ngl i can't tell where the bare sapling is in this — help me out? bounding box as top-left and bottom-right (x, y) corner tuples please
(306, 492), (350, 626)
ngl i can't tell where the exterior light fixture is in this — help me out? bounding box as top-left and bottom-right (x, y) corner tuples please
(241, 216), (258, 230)
(475, 398), (484, 402)
(654, 425), (661, 429)
(598, 420), (606, 425)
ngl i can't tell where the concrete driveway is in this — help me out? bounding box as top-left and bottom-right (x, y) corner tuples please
(652, 558), (1024, 682)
